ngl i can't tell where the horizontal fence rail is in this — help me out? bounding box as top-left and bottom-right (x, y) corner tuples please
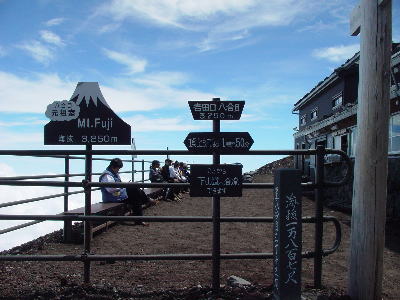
(0, 170), (136, 181)
(0, 189), (99, 209)
(0, 148), (351, 186)
(0, 216), (340, 262)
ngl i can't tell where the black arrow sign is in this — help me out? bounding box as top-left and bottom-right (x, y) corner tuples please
(184, 132), (254, 154)
(188, 100), (245, 120)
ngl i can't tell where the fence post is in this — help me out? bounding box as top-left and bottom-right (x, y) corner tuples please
(63, 155), (71, 243)
(273, 168), (302, 300)
(141, 159), (145, 183)
(167, 146), (169, 160)
(131, 158), (135, 182)
(314, 145), (325, 288)
(83, 145), (92, 283)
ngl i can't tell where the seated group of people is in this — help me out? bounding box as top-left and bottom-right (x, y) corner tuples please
(149, 159), (190, 202)
(99, 158), (190, 226)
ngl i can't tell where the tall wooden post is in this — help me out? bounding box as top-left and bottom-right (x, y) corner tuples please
(212, 98), (221, 294)
(349, 1), (392, 299)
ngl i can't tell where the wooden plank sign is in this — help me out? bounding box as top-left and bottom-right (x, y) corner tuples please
(188, 100), (245, 120)
(44, 82), (131, 145)
(190, 164), (242, 197)
(184, 132), (254, 154)
(273, 168), (302, 300)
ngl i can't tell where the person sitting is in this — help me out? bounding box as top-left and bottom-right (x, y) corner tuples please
(150, 160), (164, 182)
(149, 160), (168, 201)
(179, 162), (190, 193)
(161, 159), (181, 201)
(178, 162), (189, 183)
(99, 158), (155, 226)
(170, 161), (184, 200)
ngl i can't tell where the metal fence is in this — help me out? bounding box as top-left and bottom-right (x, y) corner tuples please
(0, 154), (152, 236)
(0, 147), (351, 293)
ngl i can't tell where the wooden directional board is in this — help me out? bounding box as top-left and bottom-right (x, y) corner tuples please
(184, 132), (253, 154)
(190, 164), (242, 197)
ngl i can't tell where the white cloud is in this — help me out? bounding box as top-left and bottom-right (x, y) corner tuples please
(98, 23), (121, 34)
(0, 72), (75, 113)
(97, 0), (328, 31)
(312, 44), (360, 63)
(103, 48), (147, 74)
(17, 40), (54, 64)
(297, 20), (335, 33)
(0, 162), (102, 251)
(0, 71), (214, 113)
(0, 162), (16, 177)
(0, 119), (46, 127)
(124, 115), (204, 132)
(97, 0), (328, 52)
(197, 30), (251, 52)
(0, 128), (44, 148)
(40, 30), (65, 47)
(131, 71), (189, 87)
(44, 17), (66, 27)
(99, 0), (255, 29)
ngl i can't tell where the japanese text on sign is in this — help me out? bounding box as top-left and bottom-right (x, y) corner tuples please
(57, 134), (118, 144)
(184, 132), (254, 154)
(45, 100), (80, 121)
(190, 164), (242, 197)
(284, 193), (300, 285)
(188, 100), (245, 120)
(273, 186), (280, 289)
(273, 169), (302, 300)
(187, 137), (251, 149)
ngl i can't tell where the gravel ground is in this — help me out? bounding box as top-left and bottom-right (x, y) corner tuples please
(0, 174), (399, 299)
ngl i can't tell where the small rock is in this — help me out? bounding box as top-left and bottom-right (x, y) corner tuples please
(227, 275), (252, 287)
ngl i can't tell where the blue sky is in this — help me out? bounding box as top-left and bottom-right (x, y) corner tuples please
(0, 0), (399, 250)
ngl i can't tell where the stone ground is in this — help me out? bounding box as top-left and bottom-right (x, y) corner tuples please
(0, 174), (399, 299)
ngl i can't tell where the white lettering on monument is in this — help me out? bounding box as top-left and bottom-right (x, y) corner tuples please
(77, 117), (113, 131)
(284, 193), (300, 285)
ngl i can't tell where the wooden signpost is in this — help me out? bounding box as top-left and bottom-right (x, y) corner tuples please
(186, 98), (251, 293)
(349, 1), (392, 299)
(44, 82), (132, 284)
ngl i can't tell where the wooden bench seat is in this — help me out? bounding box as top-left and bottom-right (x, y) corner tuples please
(63, 188), (164, 243)
(144, 187), (165, 200)
(63, 202), (126, 215)
(63, 202), (128, 243)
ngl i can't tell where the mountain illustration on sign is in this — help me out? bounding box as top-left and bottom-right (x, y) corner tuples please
(44, 82), (131, 145)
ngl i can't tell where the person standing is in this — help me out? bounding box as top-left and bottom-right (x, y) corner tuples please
(99, 158), (155, 226)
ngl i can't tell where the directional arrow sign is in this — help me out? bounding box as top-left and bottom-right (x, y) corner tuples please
(188, 100), (245, 120)
(184, 132), (254, 154)
(190, 164), (243, 197)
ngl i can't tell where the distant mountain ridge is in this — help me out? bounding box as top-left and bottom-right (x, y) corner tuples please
(255, 156), (294, 175)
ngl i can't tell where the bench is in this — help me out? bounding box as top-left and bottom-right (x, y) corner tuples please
(63, 188), (164, 243)
(144, 187), (165, 200)
(63, 202), (128, 243)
